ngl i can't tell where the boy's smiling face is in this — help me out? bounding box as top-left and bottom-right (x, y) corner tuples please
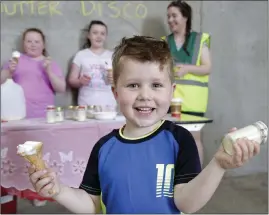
(113, 59), (175, 131)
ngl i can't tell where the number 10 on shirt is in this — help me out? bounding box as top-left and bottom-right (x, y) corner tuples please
(156, 164), (174, 198)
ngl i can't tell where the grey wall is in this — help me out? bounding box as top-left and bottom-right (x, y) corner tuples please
(1, 1), (268, 176)
(200, 1), (268, 176)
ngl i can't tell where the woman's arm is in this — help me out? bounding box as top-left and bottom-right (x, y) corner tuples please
(176, 45), (212, 77)
(68, 63), (82, 88)
(46, 68), (66, 93)
(186, 45), (212, 76)
(1, 69), (12, 84)
(1, 59), (17, 84)
(44, 58), (66, 93)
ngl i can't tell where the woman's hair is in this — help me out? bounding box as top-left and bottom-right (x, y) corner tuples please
(22, 28), (47, 56)
(168, 0), (192, 56)
(82, 20), (108, 49)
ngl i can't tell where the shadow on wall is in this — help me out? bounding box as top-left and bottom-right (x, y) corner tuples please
(14, 35), (22, 52)
(141, 17), (168, 39)
(79, 24), (90, 50)
(66, 24), (90, 105)
(66, 55), (79, 106)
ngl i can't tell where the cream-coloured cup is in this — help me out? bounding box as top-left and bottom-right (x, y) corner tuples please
(170, 98), (182, 118)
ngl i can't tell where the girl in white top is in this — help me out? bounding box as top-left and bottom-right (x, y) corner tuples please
(68, 20), (116, 109)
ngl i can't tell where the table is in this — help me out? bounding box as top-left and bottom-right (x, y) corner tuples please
(1, 114), (212, 192)
(167, 114), (213, 165)
(165, 114), (213, 131)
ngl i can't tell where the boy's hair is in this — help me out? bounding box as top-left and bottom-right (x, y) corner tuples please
(112, 36), (174, 85)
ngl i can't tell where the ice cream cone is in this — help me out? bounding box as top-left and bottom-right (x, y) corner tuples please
(17, 141), (54, 195)
(23, 153), (46, 171)
(12, 51), (20, 63)
(18, 142), (46, 170)
(107, 69), (114, 86)
(13, 57), (19, 63)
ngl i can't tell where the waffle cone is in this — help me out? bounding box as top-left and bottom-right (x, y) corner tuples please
(19, 142), (46, 171)
(18, 142), (54, 195)
(13, 57), (19, 63)
(24, 153), (46, 170)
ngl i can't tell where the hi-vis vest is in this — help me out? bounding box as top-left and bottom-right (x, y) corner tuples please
(161, 32), (211, 113)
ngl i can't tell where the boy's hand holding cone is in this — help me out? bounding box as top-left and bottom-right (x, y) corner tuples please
(17, 141), (57, 196)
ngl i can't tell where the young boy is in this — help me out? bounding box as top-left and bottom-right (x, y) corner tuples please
(29, 36), (260, 214)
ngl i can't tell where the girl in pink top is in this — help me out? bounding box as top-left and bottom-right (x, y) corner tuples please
(1, 28), (66, 118)
(1, 27), (66, 206)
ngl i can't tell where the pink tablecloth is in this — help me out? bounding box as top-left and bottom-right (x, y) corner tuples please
(1, 117), (125, 191)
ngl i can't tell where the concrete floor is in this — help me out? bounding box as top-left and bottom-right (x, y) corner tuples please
(17, 173), (268, 214)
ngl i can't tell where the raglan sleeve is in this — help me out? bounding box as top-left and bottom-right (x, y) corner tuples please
(79, 142), (101, 196)
(173, 126), (202, 185)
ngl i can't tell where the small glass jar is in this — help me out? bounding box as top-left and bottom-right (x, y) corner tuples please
(65, 106), (74, 120)
(94, 105), (102, 112)
(55, 107), (64, 122)
(46, 106), (56, 123)
(73, 106), (79, 120)
(222, 121), (268, 155)
(87, 105), (95, 118)
(77, 106), (86, 121)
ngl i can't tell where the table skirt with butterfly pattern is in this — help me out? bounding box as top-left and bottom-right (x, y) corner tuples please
(1, 117), (125, 197)
(1, 114), (211, 200)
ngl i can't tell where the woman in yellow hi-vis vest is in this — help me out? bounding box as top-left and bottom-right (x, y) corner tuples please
(162, 0), (212, 117)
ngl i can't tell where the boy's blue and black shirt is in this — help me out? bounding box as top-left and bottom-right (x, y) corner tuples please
(79, 120), (201, 214)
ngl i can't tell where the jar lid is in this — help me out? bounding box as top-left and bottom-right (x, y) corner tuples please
(254, 121), (268, 144)
(47, 107), (55, 110)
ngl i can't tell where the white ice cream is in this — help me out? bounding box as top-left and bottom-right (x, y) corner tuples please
(17, 141), (41, 155)
(12, 51), (21, 59)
